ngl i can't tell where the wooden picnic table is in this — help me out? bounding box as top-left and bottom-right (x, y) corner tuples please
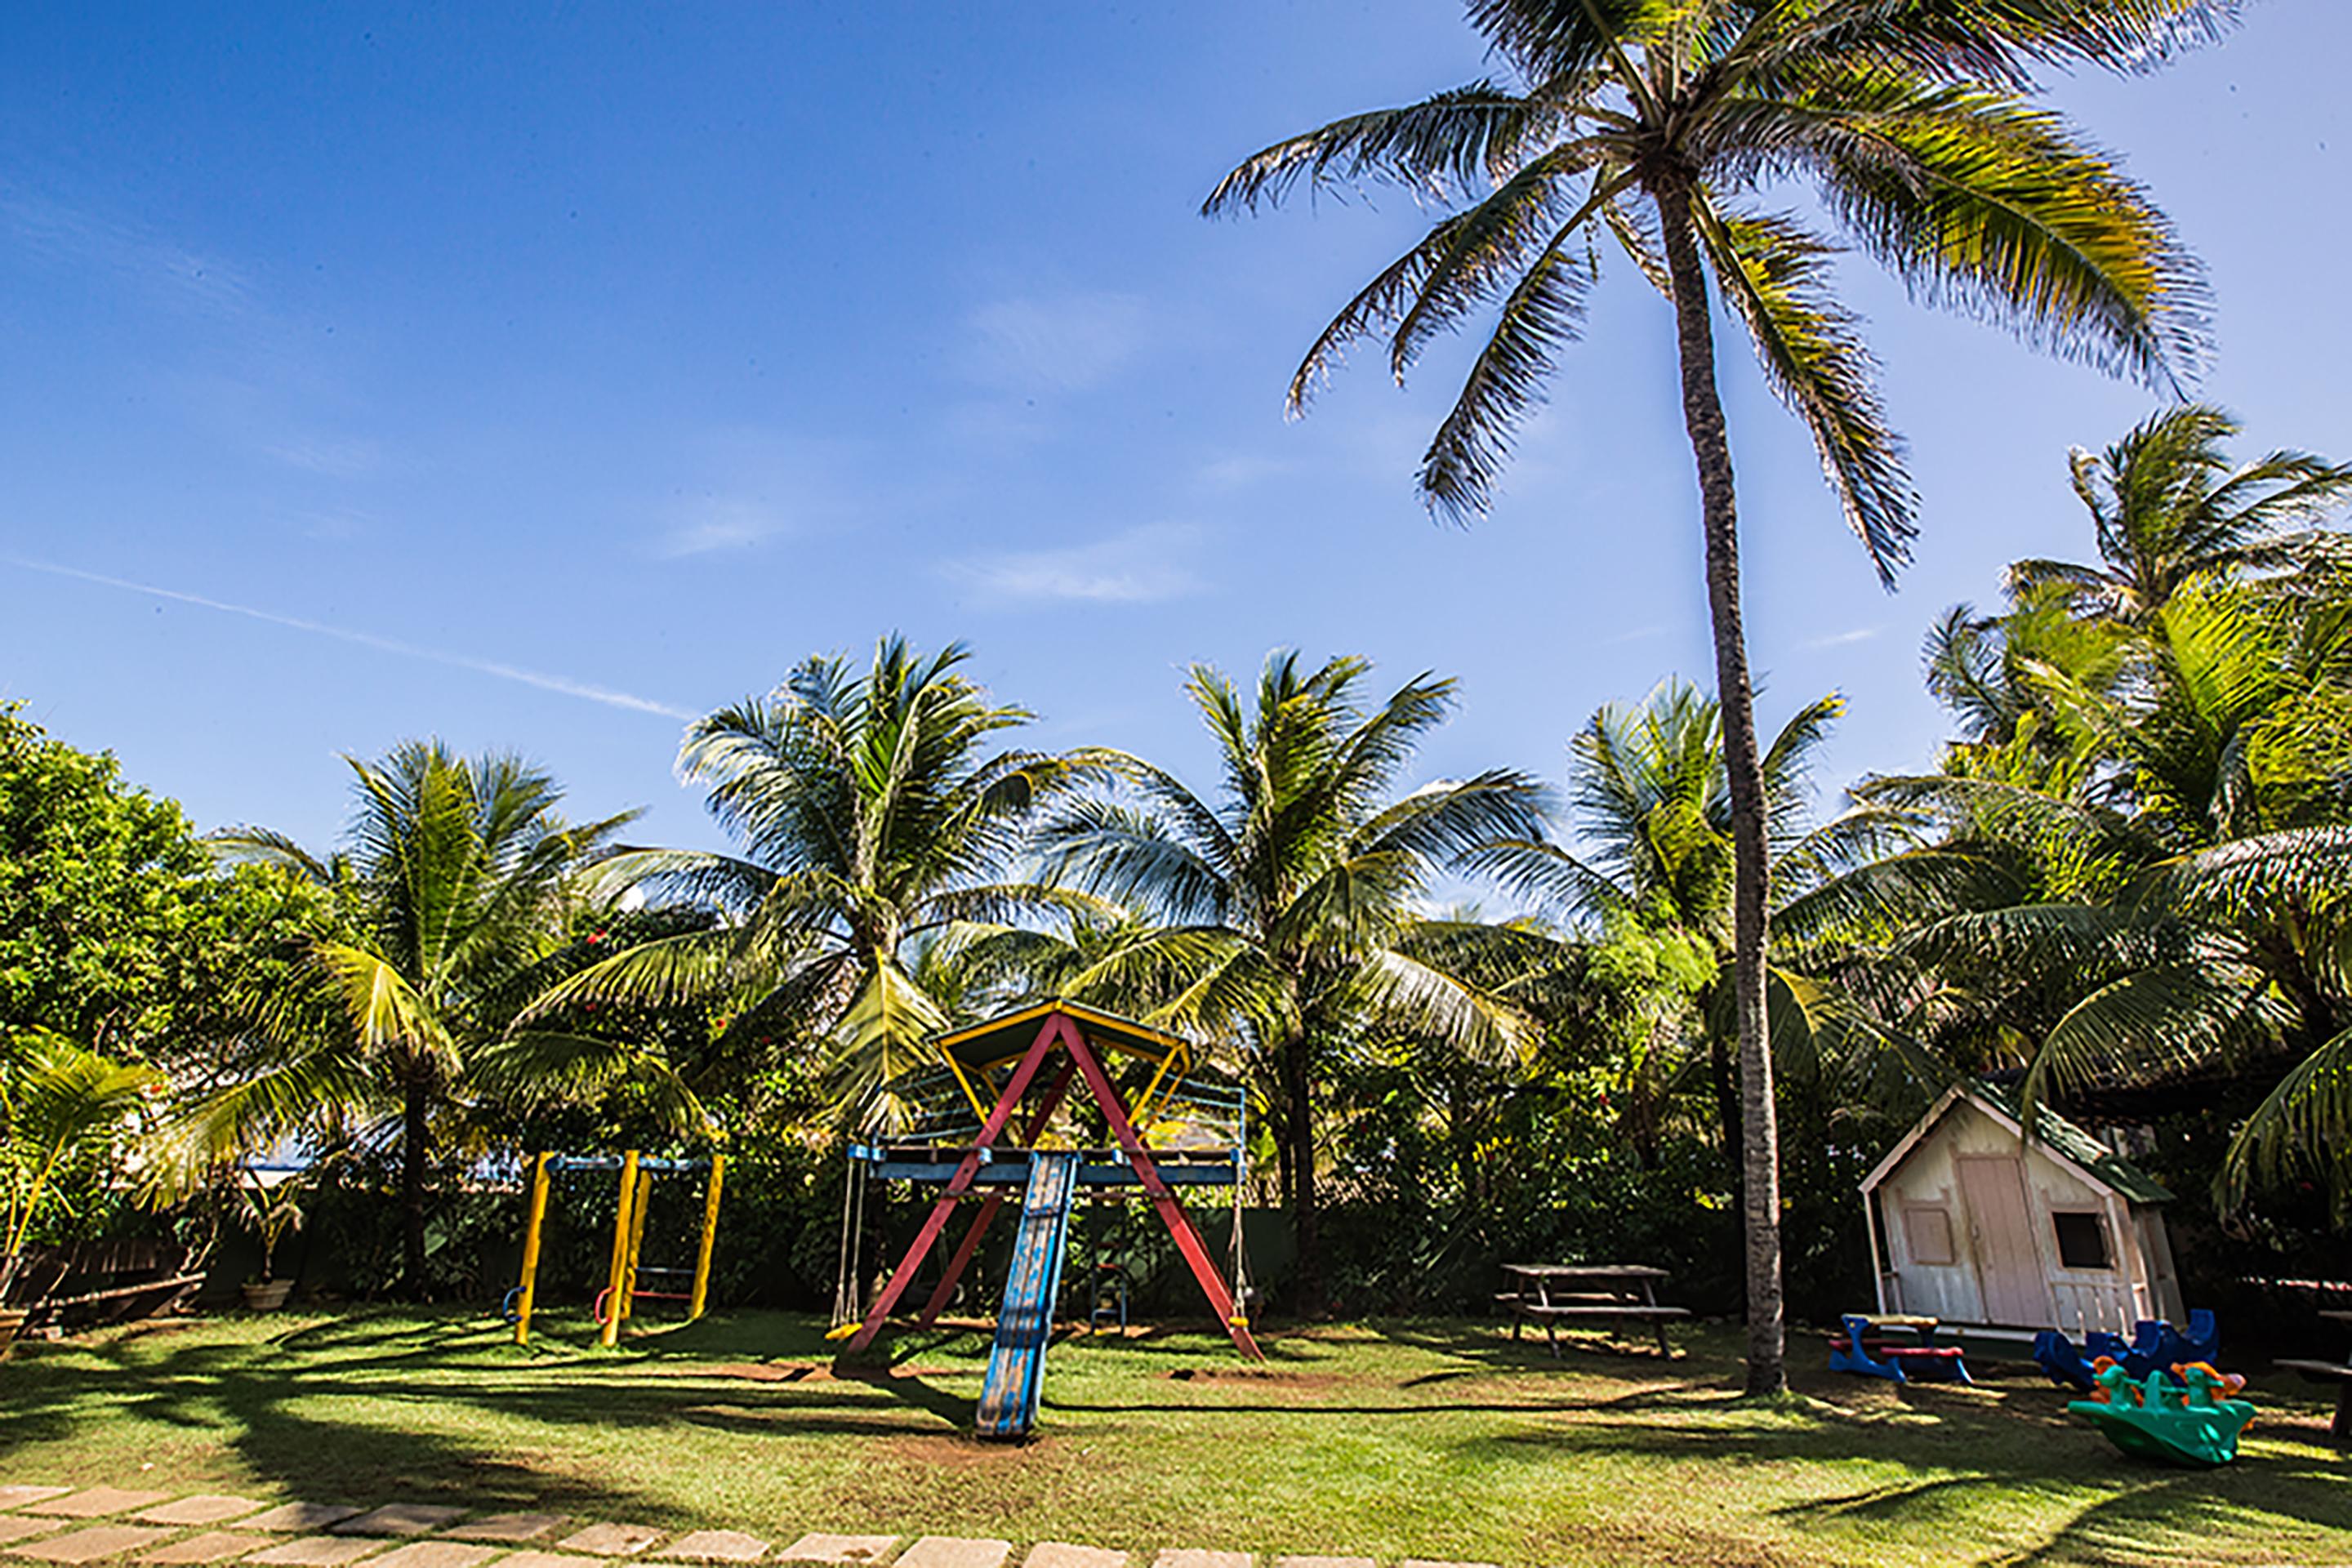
(2280, 1309), (2352, 1441)
(1498, 1263), (1687, 1358)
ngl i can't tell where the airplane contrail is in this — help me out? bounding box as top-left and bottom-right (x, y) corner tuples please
(6, 556), (697, 721)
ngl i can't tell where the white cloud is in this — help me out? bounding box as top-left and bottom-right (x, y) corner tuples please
(949, 523), (1206, 605)
(261, 434), (382, 479)
(655, 495), (793, 558)
(1806, 626), (1882, 649)
(961, 292), (1150, 394)
(0, 187), (252, 318)
(1195, 453), (1291, 492)
(644, 431), (884, 559)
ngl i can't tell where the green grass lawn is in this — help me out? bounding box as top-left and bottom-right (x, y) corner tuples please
(1, 1308), (2345, 1566)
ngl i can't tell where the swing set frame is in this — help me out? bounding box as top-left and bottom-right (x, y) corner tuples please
(511, 1150), (726, 1348)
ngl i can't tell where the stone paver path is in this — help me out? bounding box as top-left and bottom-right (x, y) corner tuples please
(1019, 1550), (1123, 1568)
(0, 1482), (1495, 1568)
(245, 1538), (385, 1566)
(776, 1536), (896, 1566)
(136, 1502), (262, 1530)
(22, 1494), (172, 1521)
(0, 1493), (73, 1514)
(334, 1509), (465, 1539)
(896, 1539), (1008, 1568)
(366, 1543), (499, 1568)
(8, 1526), (175, 1563)
(443, 1517), (564, 1545)
(653, 1533), (765, 1564)
(240, 1508), (363, 1535)
(139, 1533), (272, 1564)
(554, 1527), (662, 1560)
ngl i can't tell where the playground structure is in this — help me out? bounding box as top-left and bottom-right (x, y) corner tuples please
(2034, 1309), (2219, 1392)
(510, 1151), (726, 1348)
(837, 1000), (1261, 1439)
(2067, 1358), (2255, 1467)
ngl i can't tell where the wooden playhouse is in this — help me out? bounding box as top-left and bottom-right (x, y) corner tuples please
(1861, 1084), (2185, 1335)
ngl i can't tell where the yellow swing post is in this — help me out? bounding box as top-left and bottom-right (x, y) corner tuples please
(599, 1150), (640, 1349)
(619, 1163), (653, 1330)
(513, 1152), (553, 1347)
(688, 1152), (726, 1321)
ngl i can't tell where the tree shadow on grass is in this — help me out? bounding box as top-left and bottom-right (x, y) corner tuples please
(1459, 1373), (2352, 1566)
(0, 1307), (999, 1524)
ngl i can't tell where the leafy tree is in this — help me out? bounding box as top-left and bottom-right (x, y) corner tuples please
(1037, 651), (1552, 1303)
(0, 702), (291, 1054)
(2009, 405), (2352, 624)
(1204, 1), (2224, 1392)
(198, 742), (658, 1295)
(536, 636), (1096, 1114)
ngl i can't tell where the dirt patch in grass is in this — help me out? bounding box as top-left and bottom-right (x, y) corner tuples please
(1159, 1366), (1352, 1391)
(656, 1361), (964, 1383)
(880, 1433), (1045, 1471)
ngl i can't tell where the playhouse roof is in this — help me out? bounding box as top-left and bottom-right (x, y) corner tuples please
(1861, 1081), (2174, 1206)
(932, 999), (1193, 1073)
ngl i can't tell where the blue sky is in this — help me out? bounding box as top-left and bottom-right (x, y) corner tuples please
(3, 2), (2346, 856)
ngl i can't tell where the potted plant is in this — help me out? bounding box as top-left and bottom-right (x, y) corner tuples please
(236, 1178), (305, 1311)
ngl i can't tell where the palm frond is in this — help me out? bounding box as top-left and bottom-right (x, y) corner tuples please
(1202, 82), (1544, 214)
(1789, 78), (2210, 390)
(2222, 1022), (2352, 1220)
(2022, 958), (2283, 1110)
(1419, 207), (1603, 520)
(1697, 198), (1917, 581)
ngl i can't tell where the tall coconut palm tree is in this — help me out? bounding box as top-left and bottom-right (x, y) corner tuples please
(2008, 405), (2352, 623)
(1036, 652), (1552, 1304)
(199, 743), (653, 1295)
(1204, 0), (2224, 1392)
(530, 637), (1098, 1114)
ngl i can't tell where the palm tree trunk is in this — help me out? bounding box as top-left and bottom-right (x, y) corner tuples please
(1707, 1015), (1742, 1178)
(1654, 176), (1785, 1398)
(401, 1076), (430, 1300)
(1281, 1032), (1323, 1313)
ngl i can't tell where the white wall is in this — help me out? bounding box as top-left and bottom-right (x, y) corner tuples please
(1873, 1098), (2174, 1331)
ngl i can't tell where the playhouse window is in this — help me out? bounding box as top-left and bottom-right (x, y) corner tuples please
(1902, 1206), (1956, 1266)
(2051, 1211), (2113, 1270)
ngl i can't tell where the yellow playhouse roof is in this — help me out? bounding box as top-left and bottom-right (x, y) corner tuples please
(932, 999), (1192, 1074)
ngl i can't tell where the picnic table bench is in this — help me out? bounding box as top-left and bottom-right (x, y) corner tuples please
(2278, 1309), (2352, 1441)
(1498, 1263), (1688, 1358)
(1825, 1313), (1972, 1384)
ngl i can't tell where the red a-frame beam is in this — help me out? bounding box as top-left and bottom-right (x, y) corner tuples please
(842, 1014), (1067, 1353)
(1057, 1017), (1262, 1360)
(915, 1058), (1076, 1326)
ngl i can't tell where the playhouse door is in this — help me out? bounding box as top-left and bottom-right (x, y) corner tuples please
(1956, 1155), (2049, 1326)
